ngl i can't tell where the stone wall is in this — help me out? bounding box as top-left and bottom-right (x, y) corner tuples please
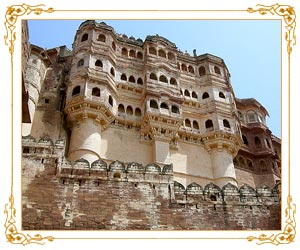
(22, 155), (280, 230)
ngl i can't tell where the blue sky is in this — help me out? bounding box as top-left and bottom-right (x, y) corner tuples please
(28, 20), (281, 137)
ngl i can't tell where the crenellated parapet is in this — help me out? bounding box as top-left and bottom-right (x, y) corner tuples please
(57, 159), (174, 184)
(173, 180), (280, 205)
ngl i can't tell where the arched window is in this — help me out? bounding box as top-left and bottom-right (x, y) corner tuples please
(170, 78), (177, 86)
(92, 87), (100, 97)
(247, 159), (253, 169)
(223, 119), (231, 129)
(121, 73), (127, 81)
(137, 77), (143, 85)
(193, 120), (199, 130)
(255, 136), (262, 147)
(112, 41), (116, 51)
(137, 52), (143, 60)
(95, 60), (103, 67)
(266, 138), (271, 148)
(129, 75), (135, 83)
(149, 47), (156, 55)
(158, 49), (166, 58)
(214, 66), (221, 74)
(135, 108), (142, 116)
(77, 59), (84, 67)
(238, 111), (244, 121)
(97, 34), (106, 42)
(72, 86), (81, 96)
(202, 92), (209, 99)
(126, 106), (133, 115)
(199, 66), (206, 76)
(150, 100), (158, 109)
(233, 157), (238, 166)
(159, 75), (168, 83)
(171, 105), (179, 114)
(185, 119), (191, 127)
(260, 160), (267, 172)
(81, 33), (88, 42)
(219, 92), (225, 99)
(110, 67), (115, 76)
(192, 91), (198, 99)
(184, 90), (190, 97)
(129, 50), (136, 58)
(122, 48), (128, 57)
(108, 96), (113, 106)
(118, 104), (125, 113)
(188, 65), (194, 74)
(239, 157), (246, 167)
(181, 64), (187, 71)
(160, 102), (168, 110)
(168, 52), (175, 61)
(205, 119), (214, 130)
(150, 73), (157, 80)
(242, 135), (249, 145)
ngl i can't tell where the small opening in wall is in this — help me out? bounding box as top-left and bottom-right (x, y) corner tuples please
(45, 98), (49, 103)
(134, 183), (137, 188)
(210, 194), (217, 201)
(78, 180), (82, 186)
(41, 158), (44, 164)
(213, 204), (216, 210)
(23, 147), (29, 153)
(113, 173), (121, 179)
(62, 179), (65, 184)
(152, 184), (155, 190)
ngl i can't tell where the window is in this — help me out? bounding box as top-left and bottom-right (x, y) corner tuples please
(188, 65), (194, 74)
(202, 92), (209, 99)
(199, 66), (206, 76)
(23, 147), (29, 153)
(129, 76), (135, 83)
(247, 111), (256, 122)
(137, 77), (143, 85)
(137, 52), (143, 60)
(149, 47), (156, 55)
(242, 135), (248, 145)
(110, 67), (115, 76)
(219, 92), (225, 99)
(192, 91), (198, 99)
(121, 73), (127, 81)
(171, 105), (179, 114)
(108, 96), (113, 106)
(158, 49), (166, 58)
(112, 41), (116, 51)
(135, 108), (142, 116)
(185, 119), (191, 127)
(168, 52), (175, 61)
(254, 136), (262, 147)
(260, 160), (267, 172)
(92, 87), (100, 97)
(95, 60), (103, 67)
(81, 33), (88, 42)
(159, 75), (168, 83)
(150, 73), (157, 80)
(122, 48), (128, 57)
(150, 100), (158, 109)
(160, 102), (168, 110)
(77, 59), (84, 67)
(266, 138), (271, 148)
(214, 66), (221, 74)
(239, 157), (246, 167)
(193, 121), (199, 130)
(181, 64), (187, 71)
(184, 90), (190, 97)
(118, 104), (125, 113)
(72, 86), (81, 96)
(126, 106), (133, 115)
(247, 159), (253, 169)
(170, 78), (177, 86)
(45, 98), (49, 104)
(129, 50), (136, 58)
(238, 111), (244, 121)
(97, 34), (106, 42)
(223, 119), (231, 129)
(205, 119), (214, 130)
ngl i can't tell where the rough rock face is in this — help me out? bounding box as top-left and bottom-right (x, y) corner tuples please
(22, 156), (280, 230)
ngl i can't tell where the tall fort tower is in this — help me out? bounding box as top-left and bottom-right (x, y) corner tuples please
(63, 20), (242, 187)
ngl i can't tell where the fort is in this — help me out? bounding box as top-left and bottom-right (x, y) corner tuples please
(21, 20), (281, 230)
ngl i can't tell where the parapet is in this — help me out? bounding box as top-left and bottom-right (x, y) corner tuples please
(57, 158), (173, 184)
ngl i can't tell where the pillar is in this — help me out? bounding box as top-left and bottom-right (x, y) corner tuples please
(68, 118), (101, 163)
